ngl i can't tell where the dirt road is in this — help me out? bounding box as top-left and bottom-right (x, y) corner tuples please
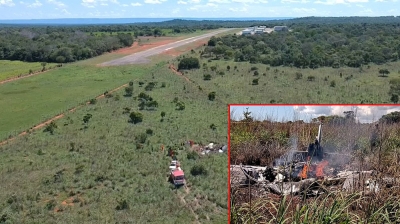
(99, 29), (233, 66)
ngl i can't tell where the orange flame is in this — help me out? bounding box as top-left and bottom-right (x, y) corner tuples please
(299, 164), (309, 179)
(316, 160), (329, 178)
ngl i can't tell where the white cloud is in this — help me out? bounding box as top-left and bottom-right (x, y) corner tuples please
(20, 0), (42, 7)
(188, 2), (218, 10)
(47, 0), (66, 7)
(210, 0), (230, 3)
(190, 0), (201, 2)
(144, 0), (167, 4)
(122, 3), (128, 6)
(294, 106), (400, 123)
(100, 2), (108, 5)
(232, 0), (268, 3)
(282, 0), (309, 3)
(177, 0), (187, 3)
(61, 8), (70, 14)
(229, 7), (247, 11)
(131, 2), (142, 6)
(0, 0), (15, 6)
(172, 7), (180, 13)
(292, 7), (317, 13)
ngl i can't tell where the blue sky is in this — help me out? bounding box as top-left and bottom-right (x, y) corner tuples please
(230, 105), (400, 123)
(0, 0), (398, 19)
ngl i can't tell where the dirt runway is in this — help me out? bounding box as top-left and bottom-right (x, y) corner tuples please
(99, 29), (233, 66)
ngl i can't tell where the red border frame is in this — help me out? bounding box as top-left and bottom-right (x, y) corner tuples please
(227, 103), (400, 224)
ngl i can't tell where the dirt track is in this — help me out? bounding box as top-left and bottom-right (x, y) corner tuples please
(99, 29), (233, 66)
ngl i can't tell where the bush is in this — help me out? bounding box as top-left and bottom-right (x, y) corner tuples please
(203, 74), (212, 80)
(176, 101), (185, 110)
(190, 164), (208, 176)
(330, 80), (336, 87)
(295, 72), (303, 80)
(145, 82), (157, 91)
(252, 78), (259, 85)
(129, 112), (143, 124)
(135, 132), (147, 144)
(89, 98), (97, 104)
(250, 66), (258, 71)
(146, 129), (154, 135)
(307, 76), (316, 81)
(115, 199), (129, 210)
(210, 123), (216, 130)
(125, 86), (133, 96)
(161, 82), (166, 88)
(43, 121), (57, 134)
(208, 92), (216, 101)
(254, 71), (259, 76)
(129, 81), (134, 86)
(178, 57), (200, 70)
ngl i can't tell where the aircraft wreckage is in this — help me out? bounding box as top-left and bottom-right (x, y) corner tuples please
(230, 123), (398, 196)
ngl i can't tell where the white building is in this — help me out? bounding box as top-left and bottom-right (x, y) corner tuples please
(273, 26), (289, 32)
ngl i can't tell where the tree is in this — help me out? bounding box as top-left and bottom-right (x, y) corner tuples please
(227, 65), (230, 71)
(208, 92), (216, 101)
(203, 74), (212, 80)
(391, 94), (399, 104)
(161, 111), (166, 118)
(83, 113), (92, 128)
(125, 86), (133, 96)
(43, 121), (57, 135)
(178, 57), (200, 70)
(379, 111), (400, 124)
(242, 108), (253, 122)
(129, 111), (143, 124)
(379, 68), (390, 77)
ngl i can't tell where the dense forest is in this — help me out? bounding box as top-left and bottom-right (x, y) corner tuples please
(1, 17), (400, 64)
(0, 24), (204, 63)
(204, 23), (400, 68)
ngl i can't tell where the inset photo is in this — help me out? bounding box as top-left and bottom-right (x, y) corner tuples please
(229, 104), (400, 224)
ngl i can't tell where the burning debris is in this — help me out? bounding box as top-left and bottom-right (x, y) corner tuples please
(231, 123), (396, 197)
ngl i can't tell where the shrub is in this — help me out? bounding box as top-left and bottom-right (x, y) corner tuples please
(146, 129), (154, 135)
(307, 76), (316, 81)
(295, 72), (303, 80)
(208, 92), (216, 101)
(138, 81), (145, 87)
(129, 81), (134, 86)
(254, 71), (259, 76)
(210, 123), (216, 130)
(176, 101), (185, 110)
(190, 164), (208, 176)
(43, 121), (57, 135)
(330, 80), (336, 87)
(115, 199), (129, 210)
(129, 112), (143, 124)
(178, 57), (200, 70)
(252, 78), (259, 85)
(161, 82), (166, 88)
(135, 132), (147, 144)
(161, 111), (166, 118)
(89, 98), (97, 104)
(114, 94), (120, 101)
(250, 66), (258, 71)
(145, 82), (157, 91)
(203, 74), (212, 80)
(227, 65), (230, 71)
(125, 86), (133, 96)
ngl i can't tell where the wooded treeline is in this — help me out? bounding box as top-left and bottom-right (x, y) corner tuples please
(1, 17), (400, 64)
(204, 23), (400, 68)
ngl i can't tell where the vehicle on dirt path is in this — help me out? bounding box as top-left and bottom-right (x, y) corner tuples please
(169, 169), (185, 186)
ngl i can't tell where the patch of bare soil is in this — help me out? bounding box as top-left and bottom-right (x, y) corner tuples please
(168, 64), (191, 83)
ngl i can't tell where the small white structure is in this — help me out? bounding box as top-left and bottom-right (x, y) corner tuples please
(241, 29), (253, 35)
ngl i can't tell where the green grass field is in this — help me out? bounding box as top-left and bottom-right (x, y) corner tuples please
(0, 66), (228, 222)
(0, 64), (150, 140)
(170, 49), (400, 104)
(0, 60), (58, 81)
